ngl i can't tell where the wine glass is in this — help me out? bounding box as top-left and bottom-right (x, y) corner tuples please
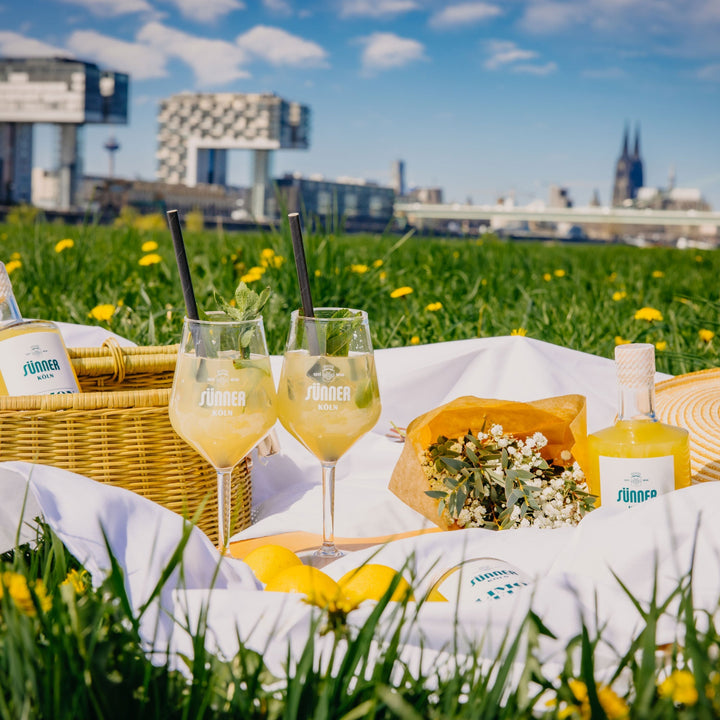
(277, 308), (382, 561)
(169, 315), (277, 550)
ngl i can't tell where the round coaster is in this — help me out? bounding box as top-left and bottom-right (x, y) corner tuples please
(656, 368), (720, 483)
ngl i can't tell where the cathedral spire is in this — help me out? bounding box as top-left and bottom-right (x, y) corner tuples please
(633, 124), (641, 158)
(622, 123), (629, 156)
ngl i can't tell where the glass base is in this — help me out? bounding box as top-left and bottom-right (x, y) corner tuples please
(303, 544), (345, 568)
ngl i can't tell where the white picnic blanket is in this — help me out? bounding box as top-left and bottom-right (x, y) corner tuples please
(3, 324), (715, 676)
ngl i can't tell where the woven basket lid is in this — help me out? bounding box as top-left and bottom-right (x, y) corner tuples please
(655, 368), (720, 483)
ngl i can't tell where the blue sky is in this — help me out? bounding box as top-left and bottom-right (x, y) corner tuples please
(1, 0), (719, 208)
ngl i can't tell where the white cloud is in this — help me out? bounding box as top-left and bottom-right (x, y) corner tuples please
(484, 40), (537, 69)
(512, 61), (557, 75)
(67, 30), (167, 78)
(58, 0), (154, 17)
(137, 22), (250, 85)
(236, 26), (328, 67)
(160, 0), (245, 23)
(340, 0), (419, 18)
(696, 63), (720, 81)
(262, 0), (292, 14)
(429, 2), (502, 29)
(0, 32), (71, 58)
(358, 32), (427, 72)
(519, 1), (585, 33)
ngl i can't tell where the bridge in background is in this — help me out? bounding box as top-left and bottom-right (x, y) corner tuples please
(394, 202), (720, 230)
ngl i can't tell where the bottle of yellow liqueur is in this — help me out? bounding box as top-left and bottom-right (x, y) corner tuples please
(587, 343), (690, 509)
(0, 261), (80, 396)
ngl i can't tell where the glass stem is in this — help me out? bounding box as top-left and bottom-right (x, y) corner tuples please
(217, 468), (232, 552)
(319, 461), (339, 556)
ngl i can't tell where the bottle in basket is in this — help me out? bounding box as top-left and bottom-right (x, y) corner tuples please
(0, 261), (80, 396)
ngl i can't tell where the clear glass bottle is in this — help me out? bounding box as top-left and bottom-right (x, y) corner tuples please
(587, 343), (690, 509)
(0, 262), (80, 396)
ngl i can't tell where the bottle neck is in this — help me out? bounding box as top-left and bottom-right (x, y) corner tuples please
(617, 382), (657, 422)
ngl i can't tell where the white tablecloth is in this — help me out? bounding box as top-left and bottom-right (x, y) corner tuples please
(4, 323), (714, 677)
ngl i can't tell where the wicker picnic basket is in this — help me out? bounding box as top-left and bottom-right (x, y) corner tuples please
(0, 339), (252, 545)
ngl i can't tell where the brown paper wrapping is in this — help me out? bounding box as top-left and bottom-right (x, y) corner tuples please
(388, 395), (588, 530)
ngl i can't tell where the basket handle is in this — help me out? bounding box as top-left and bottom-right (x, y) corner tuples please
(102, 337), (127, 384)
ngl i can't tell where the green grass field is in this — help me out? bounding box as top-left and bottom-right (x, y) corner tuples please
(2, 216), (718, 376)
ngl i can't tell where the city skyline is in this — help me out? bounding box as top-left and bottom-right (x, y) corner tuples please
(1, 0), (718, 209)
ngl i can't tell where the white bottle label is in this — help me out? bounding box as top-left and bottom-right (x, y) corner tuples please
(599, 455), (674, 509)
(0, 331), (79, 395)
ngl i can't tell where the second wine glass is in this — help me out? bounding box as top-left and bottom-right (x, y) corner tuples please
(277, 308), (382, 561)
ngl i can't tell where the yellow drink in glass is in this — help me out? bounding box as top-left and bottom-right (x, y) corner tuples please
(277, 350), (381, 463)
(169, 353), (277, 469)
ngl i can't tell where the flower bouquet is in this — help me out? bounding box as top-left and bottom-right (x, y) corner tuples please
(388, 395), (594, 531)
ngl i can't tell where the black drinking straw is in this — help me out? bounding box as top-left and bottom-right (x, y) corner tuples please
(288, 213), (320, 354)
(167, 209), (199, 321)
(288, 213), (315, 318)
(167, 209), (207, 359)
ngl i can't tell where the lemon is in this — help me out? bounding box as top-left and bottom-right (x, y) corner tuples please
(264, 564), (340, 606)
(338, 564), (415, 604)
(242, 544), (302, 585)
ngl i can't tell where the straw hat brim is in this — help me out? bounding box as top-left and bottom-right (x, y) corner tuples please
(656, 368), (720, 483)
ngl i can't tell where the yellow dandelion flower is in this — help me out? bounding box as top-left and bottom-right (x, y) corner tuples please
(261, 254), (285, 269)
(659, 669), (698, 706)
(699, 329), (715, 343)
(379, 271), (387, 280)
(260, 248), (276, 259)
(554, 269), (566, 278)
(543, 273), (552, 282)
(314, 269), (323, 277)
(88, 304), (116, 322)
(569, 680), (588, 704)
(425, 302), (443, 312)
(568, 680), (629, 720)
(597, 685), (630, 719)
(612, 291), (627, 301)
(54, 238), (74, 253)
(241, 272), (263, 283)
(249, 265), (266, 275)
(410, 336), (420, 345)
(390, 286), (413, 299)
(141, 240), (158, 252)
(652, 270), (664, 278)
(5, 259), (21, 274)
(372, 259), (383, 268)
(511, 328), (527, 336)
(61, 568), (91, 594)
(350, 264), (369, 274)
(655, 341), (667, 351)
(608, 272), (617, 281)
(10, 251), (21, 260)
(634, 307), (663, 322)
(0, 571), (51, 616)
(615, 336), (630, 345)
(452, 251), (460, 259)
(695, 255), (704, 262)
(138, 253), (162, 266)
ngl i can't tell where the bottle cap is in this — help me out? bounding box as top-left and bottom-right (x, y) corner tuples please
(615, 343), (655, 387)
